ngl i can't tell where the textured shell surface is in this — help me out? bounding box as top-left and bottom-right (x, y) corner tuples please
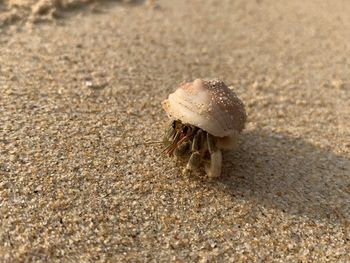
(162, 79), (246, 138)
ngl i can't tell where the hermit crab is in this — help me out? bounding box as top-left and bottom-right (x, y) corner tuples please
(162, 79), (247, 178)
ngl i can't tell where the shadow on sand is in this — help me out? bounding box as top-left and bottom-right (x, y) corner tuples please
(207, 129), (350, 225)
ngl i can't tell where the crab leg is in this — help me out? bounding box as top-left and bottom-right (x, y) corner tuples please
(174, 140), (190, 157)
(182, 130), (202, 174)
(205, 133), (222, 178)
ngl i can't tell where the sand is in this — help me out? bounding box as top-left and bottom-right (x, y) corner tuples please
(0, 0), (349, 262)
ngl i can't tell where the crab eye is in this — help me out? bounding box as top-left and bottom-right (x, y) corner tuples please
(182, 126), (188, 133)
(171, 121), (176, 129)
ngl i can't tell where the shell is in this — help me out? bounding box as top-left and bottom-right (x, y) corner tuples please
(162, 79), (247, 138)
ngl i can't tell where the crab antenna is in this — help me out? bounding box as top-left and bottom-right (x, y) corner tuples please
(120, 141), (164, 150)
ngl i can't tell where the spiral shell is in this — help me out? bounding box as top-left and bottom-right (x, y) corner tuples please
(162, 79), (246, 139)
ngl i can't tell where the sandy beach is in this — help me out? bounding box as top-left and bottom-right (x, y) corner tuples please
(1, 0), (349, 261)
